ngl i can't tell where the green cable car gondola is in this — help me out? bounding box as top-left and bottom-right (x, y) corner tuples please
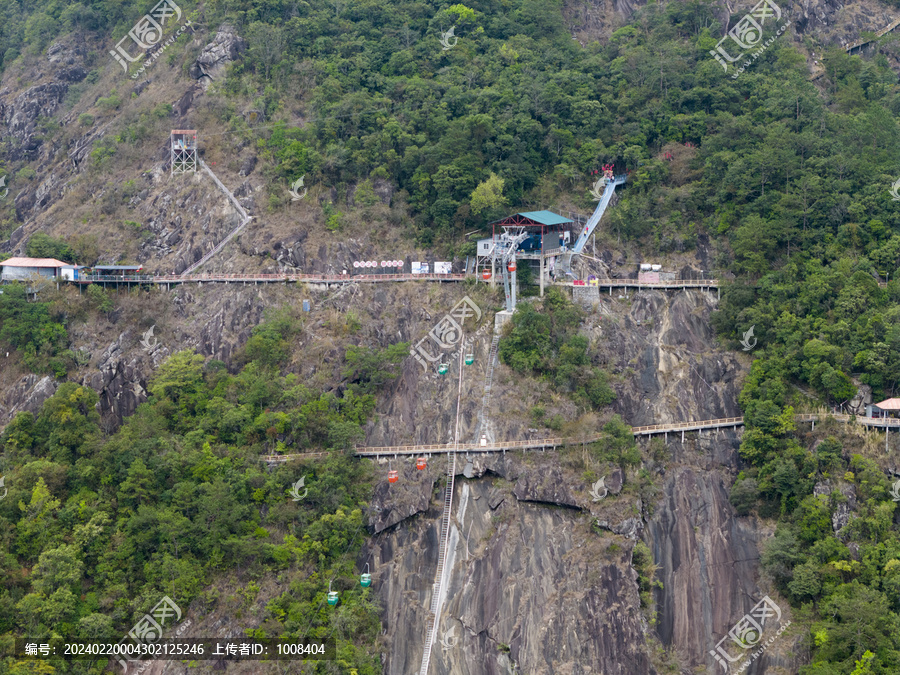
(327, 580), (339, 606)
(464, 354), (474, 365)
(360, 563), (372, 588)
(438, 363), (449, 374)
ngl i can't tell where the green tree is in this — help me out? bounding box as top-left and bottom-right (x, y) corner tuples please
(149, 350), (206, 410)
(16, 478), (60, 560)
(25, 232), (73, 262)
(31, 544), (83, 595)
(469, 172), (507, 217)
(0, 284), (69, 374)
(342, 342), (409, 395)
(812, 583), (900, 670)
(1, 411), (35, 457)
(729, 477), (759, 515)
(34, 383), (101, 462)
(117, 459), (157, 513)
(241, 309), (302, 368)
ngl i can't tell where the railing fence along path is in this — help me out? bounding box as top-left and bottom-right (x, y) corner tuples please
(259, 413), (900, 463)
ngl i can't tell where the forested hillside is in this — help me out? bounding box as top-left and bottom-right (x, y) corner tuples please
(0, 308), (400, 673)
(4, 0), (900, 672)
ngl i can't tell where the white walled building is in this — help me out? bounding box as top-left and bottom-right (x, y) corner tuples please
(0, 257), (69, 281)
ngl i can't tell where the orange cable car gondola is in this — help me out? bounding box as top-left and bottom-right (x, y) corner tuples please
(416, 456), (427, 470)
(387, 459), (399, 483)
(507, 261), (517, 272)
(482, 269), (492, 280)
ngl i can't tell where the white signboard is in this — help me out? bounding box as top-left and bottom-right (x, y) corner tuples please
(434, 262), (451, 274)
(412, 262), (429, 274)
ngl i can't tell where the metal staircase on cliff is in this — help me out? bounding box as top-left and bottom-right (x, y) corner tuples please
(573, 174), (626, 254)
(181, 160), (253, 276)
(419, 452), (457, 675)
(557, 174), (626, 277)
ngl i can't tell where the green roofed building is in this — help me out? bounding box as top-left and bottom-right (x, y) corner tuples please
(476, 209), (585, 296)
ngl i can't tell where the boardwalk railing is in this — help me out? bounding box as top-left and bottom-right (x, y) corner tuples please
(353, 438), (568, 456)
(565, 279), (720, 289)
(631, 416), (744, 434)
(155, 273), (467, 283)
(77, 272), (468, 284)
(74, 275), (156, 283)
(260, 413), (900, 463)
(846, 18), (900, 52)
(66, 272), (727, 288)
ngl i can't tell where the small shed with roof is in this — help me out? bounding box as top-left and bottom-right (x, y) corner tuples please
(80, 264), (144, 278)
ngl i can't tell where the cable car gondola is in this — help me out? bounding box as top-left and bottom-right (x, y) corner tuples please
(327, 580), (339, 606)
(416, 456), (427, 470)
(388, 459), (399, 483)
(360, 563), (372, 588)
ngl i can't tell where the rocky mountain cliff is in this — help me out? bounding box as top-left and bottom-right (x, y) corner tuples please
(360, 288), (802, 674)
(8, 1), (899, 671)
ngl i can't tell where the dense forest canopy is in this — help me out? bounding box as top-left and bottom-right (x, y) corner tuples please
(3, 0), (900, 671)
(0, 310), (394, 673)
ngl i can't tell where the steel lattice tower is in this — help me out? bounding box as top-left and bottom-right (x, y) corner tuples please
(170, 130), (197, 175)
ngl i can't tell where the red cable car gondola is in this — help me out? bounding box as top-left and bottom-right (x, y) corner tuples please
(507, 261), (517, 272)
(482, 269), (492, 280)
(388, 470), (399, 484)
(416, 457), (426, 470)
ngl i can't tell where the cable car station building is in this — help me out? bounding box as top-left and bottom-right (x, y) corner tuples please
(476, 210), (577, 296)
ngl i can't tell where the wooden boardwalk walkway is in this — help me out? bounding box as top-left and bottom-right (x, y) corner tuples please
(846, 17), (900, 52)
(259, 413), (900, 463)
(73, 273), (726, 289)
(63, 275), (890, 290)
(564, 279), (720, 291)
(73, 272), (468, 285)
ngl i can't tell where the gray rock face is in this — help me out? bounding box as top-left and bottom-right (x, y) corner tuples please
(373, 178), (395, 205)
(368, 460), (438, 533)
(645, 458), (801, 673)
(85, 333), (161, 424)
(0, 375), (58, 425)
(189, 26), (247, 83)
(3, 83), (68, 160)
(174, 85), (197, 117)
(596, 516), (643, 539)
(57, 66), (87, 83)
(360, 284), (807, 673)
(591, 290), (744, 431)
(364, 478), (656, 675)
(238, 155), (256, 177)
(607, 467), (624, 494)
(512, 465), (579, 507)
(814, 479), (857, 534)
(47, 41), (86, 65)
